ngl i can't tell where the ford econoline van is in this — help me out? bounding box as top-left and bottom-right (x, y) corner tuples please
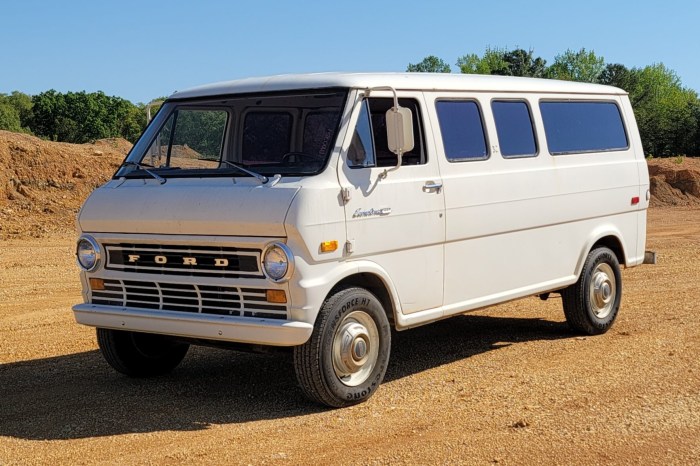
(73, 73), (651, 407)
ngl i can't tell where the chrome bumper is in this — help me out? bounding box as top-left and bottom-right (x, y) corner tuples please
(73, 304), (314, 346)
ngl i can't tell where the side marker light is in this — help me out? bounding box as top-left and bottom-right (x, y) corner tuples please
(320, 240), (338, 253)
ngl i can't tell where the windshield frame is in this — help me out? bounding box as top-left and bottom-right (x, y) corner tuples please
(115, 88), (349, 180)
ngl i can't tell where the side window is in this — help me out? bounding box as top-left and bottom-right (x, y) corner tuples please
(369, 98), (425, 167)
(347, 98), (426, 168)
(492, 101), (537, 158)
(145, 109), (228, 169)
(348, 100), (376, 168)
(242, 112), (292, 163)
(539, 101), (628, 154)
(435, 100), (488, 161)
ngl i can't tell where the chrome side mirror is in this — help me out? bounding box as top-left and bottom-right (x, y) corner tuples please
(386, 106), (414, 156)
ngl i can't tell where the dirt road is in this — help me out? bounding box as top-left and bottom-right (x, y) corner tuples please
(1, 207), (699, 465)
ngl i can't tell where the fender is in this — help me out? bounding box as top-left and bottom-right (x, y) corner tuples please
(574, 224), (627, 278)
(290, 258), (404, 326)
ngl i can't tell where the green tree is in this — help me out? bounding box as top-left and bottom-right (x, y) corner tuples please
(625, 63), (698, 156)
(113, 99), (146, 142)
(501, 49), (547, 77)
(547, 48), (605, 82)
(0, 91), (33, 131)
(30, 90), (146, 143)
(0, 102), (22, 132)
(457, 47), (547, 77)
(597, 63), (634, 89)
(406, 55), (452, 73)
(0, 91), (33, 133)
(457, 47), (508, 74)
(30, 90), (66, 140)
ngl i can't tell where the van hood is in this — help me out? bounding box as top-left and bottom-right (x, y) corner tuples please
(78, 177), (300, 237)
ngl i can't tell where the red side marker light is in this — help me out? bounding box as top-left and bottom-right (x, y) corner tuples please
(631, 196), (640, 205)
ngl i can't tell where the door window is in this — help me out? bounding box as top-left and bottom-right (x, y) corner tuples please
(348, 101), (376, 168)
(347, 98), (426, 168)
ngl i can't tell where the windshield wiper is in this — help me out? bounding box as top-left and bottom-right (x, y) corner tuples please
(219, 160), (268, 184)
(122, 161), (166, 184)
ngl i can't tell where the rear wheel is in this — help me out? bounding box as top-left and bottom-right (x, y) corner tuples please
(293, 287), (391, 407)
(96, 328), (189, 377)
(562, 247), (622, 335)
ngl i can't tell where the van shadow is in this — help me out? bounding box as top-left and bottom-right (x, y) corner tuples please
(0, 314), (570, 440)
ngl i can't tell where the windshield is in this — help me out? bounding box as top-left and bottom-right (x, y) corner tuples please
(117, 89), (348, 179)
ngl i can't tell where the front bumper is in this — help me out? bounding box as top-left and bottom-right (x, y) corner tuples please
(73, 304), (314, 346)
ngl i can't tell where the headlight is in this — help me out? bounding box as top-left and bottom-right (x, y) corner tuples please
(76, 236), (101, 271)
(262, 242), (294, 282)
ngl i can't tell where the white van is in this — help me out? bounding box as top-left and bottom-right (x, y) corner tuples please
(73, 73), (651, 407)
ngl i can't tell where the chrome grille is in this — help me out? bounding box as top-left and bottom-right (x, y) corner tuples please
(90, 279), (287, 320)
(105, 243), (263, 278)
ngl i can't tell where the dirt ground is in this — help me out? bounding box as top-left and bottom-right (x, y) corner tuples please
(0, 206), (698, 465)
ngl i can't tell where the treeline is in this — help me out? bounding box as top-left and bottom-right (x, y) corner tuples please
(0, 90), (149, 143)
(407, 48), (700, 157)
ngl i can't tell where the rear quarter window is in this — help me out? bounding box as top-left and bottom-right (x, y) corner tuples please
(539, 101), (628, 154)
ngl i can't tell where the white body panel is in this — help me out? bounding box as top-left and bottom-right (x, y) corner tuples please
(73, 73), (648, 345)
(423, 92), (645, 319)
(80, 177), (299, 236)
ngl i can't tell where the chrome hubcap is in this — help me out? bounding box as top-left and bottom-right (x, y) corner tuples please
(589, 263), (616, 319)
(332, 311), (379, 387)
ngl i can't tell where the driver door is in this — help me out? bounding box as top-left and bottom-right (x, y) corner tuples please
(337, 93), (445, 314)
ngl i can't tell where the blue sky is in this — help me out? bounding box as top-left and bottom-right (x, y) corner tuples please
(2, 0), (699, 103)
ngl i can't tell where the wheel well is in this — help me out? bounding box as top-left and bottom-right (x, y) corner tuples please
(330, 273), (396, 326)
(592, 235), (626, 266)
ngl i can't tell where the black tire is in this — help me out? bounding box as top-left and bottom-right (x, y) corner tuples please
(562, 247), (622, 335)
(293, 287), (391, 408)
(96, 328), (189, 377)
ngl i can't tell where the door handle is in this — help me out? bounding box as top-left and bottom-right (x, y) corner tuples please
(423, 181), (443, 193)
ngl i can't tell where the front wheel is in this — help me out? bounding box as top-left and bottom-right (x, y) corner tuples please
(293, 287), (391, 407)
(562, 247), (622, 335)
(96, 328), (190, 377)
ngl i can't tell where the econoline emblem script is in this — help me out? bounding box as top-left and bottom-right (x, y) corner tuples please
(352, 207), (392, 218)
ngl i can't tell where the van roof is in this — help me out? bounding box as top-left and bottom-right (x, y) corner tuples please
(169, 72), (626, 100)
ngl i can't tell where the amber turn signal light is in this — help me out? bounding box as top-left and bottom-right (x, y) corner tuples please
(320, 240), (338, 253)
(89, 278), (105, 290)
(266, 289), (287, 304)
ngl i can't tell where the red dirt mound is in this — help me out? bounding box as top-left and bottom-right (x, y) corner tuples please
(0, 131), (129, 239)
(647, 157), (700, 207)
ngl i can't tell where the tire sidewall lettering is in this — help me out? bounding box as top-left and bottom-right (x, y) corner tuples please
(319, 289), (390, 405)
